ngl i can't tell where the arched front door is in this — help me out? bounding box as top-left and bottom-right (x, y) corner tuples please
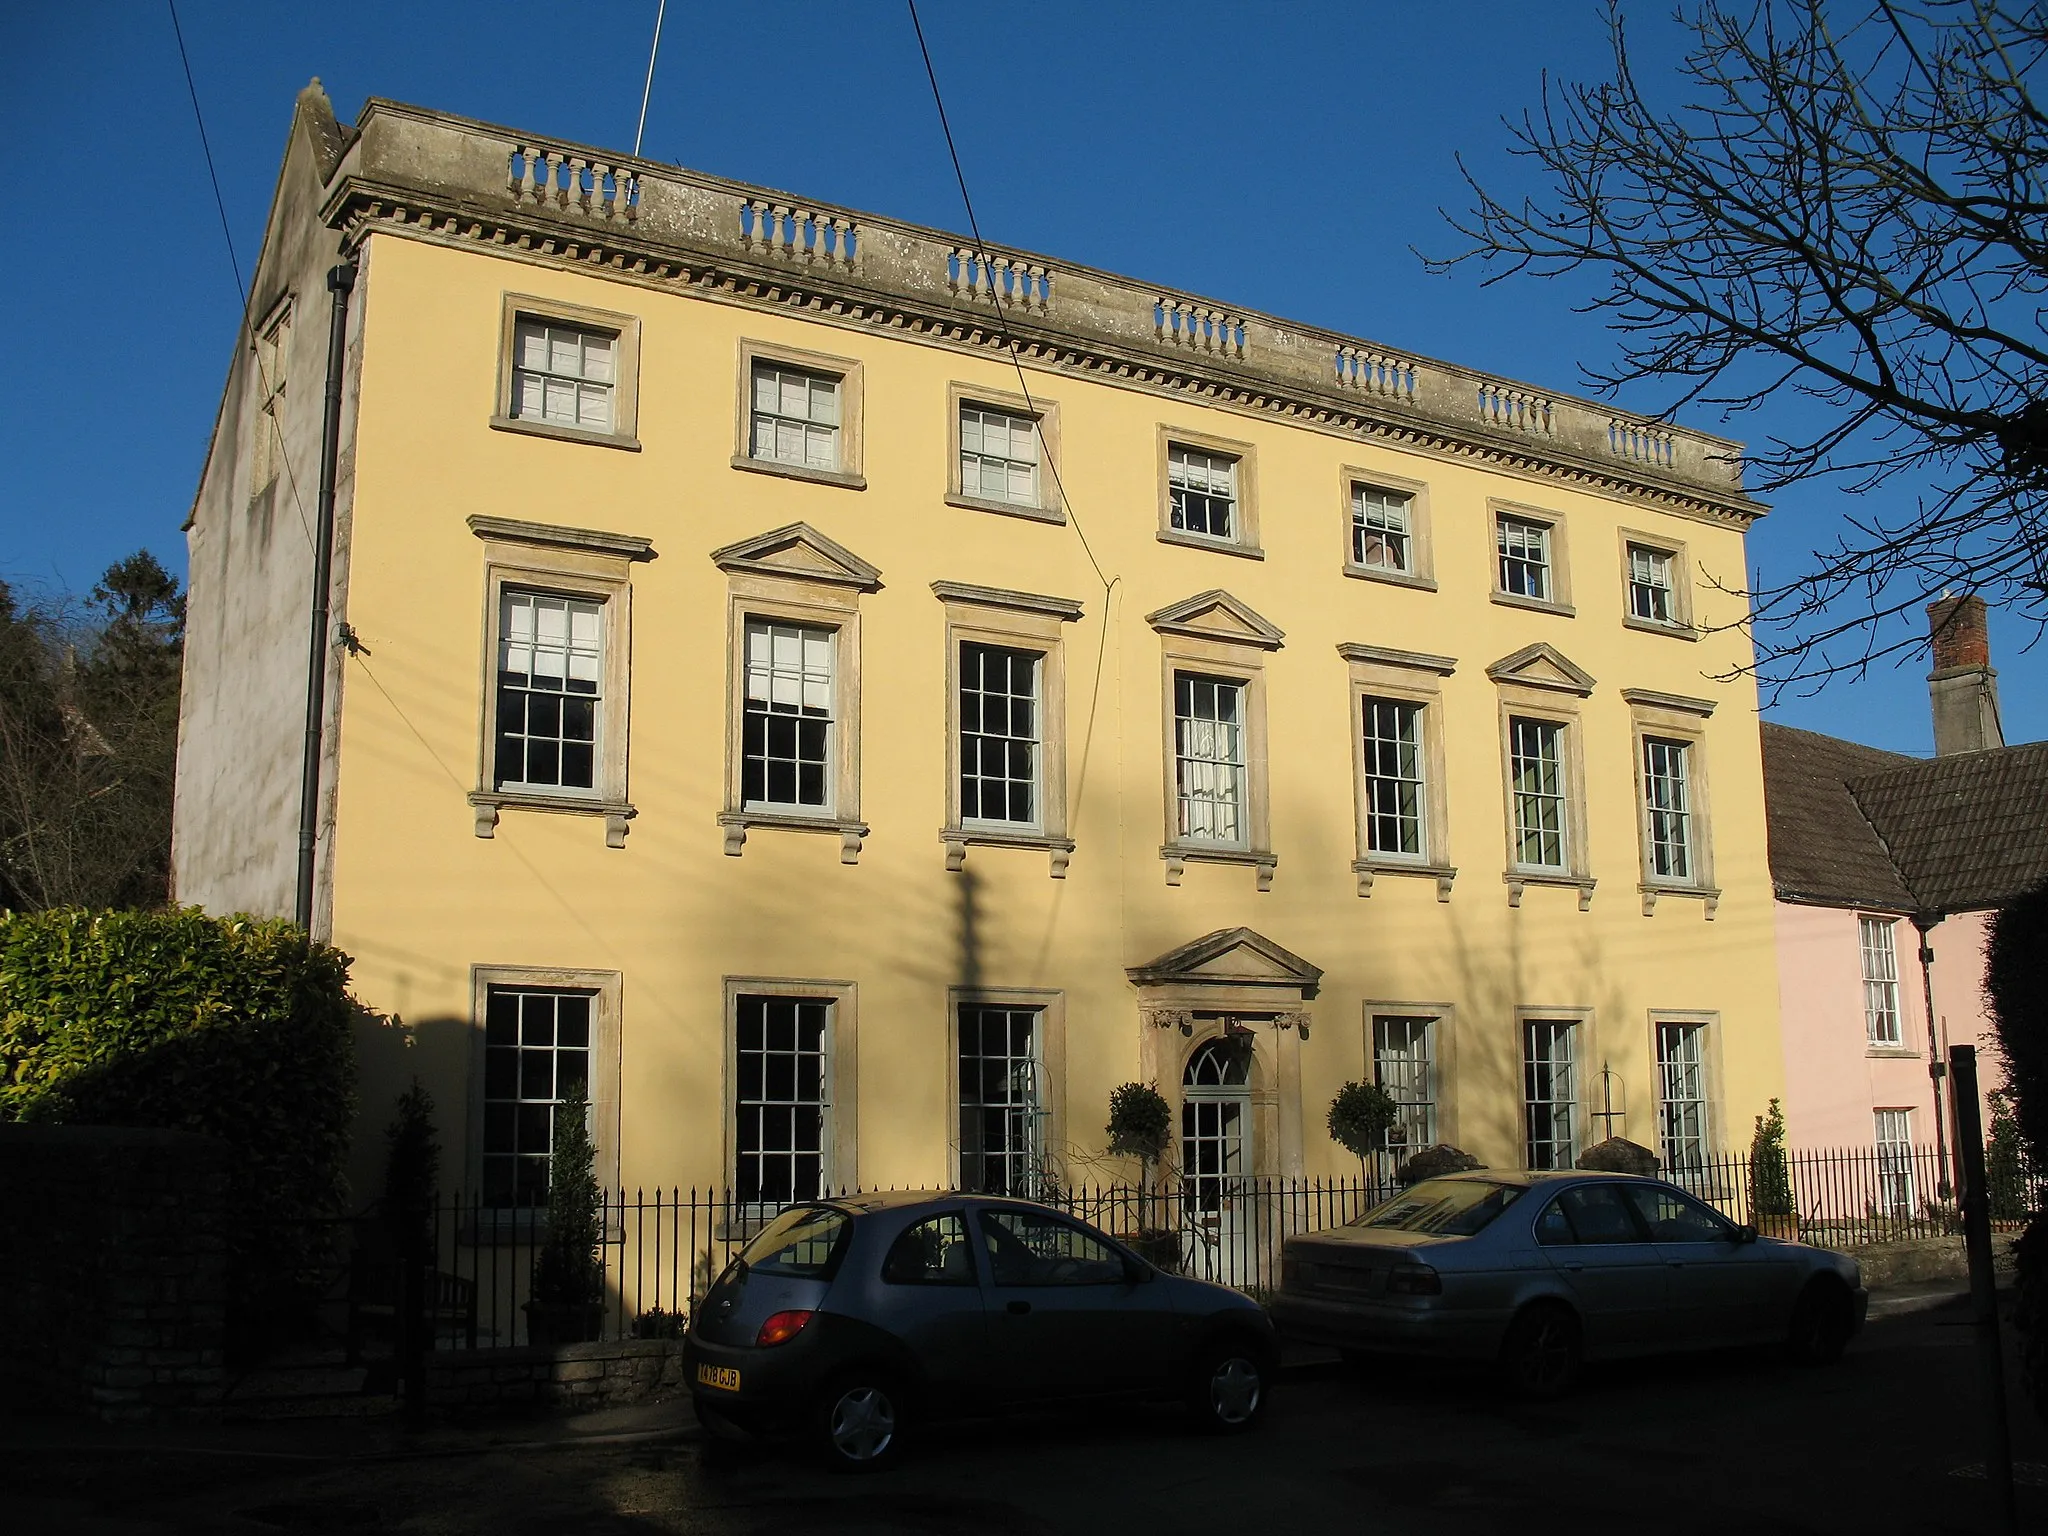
(1182, 1036), (1252, 1280)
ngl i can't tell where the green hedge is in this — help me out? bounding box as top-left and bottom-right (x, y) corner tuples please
(0, 907), (358, 1346)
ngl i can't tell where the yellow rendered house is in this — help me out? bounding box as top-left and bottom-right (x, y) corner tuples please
(174, 85), (1783, 1220)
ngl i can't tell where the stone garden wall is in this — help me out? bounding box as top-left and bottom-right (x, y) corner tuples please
(424, 1338), (688, 1410)
(0, 1124), (229, 1421)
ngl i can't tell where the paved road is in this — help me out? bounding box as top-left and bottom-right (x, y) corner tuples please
(6, 1293), (2044, 1535)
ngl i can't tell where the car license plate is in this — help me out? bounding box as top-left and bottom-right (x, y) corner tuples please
(696, 1363), (740, 1392)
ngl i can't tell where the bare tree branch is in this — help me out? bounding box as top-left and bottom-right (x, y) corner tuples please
(1431, 0), (2048, 689)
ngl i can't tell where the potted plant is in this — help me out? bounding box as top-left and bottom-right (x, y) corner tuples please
(525, 1084), (606, 1346)
(1748, 1098), (1798, 1239)
(1327, 1081), (1399, 1180)
(1576, 1137), (1660, 1176)
(1395, 1144), (1482, 1185)
(1106, 1082), (1178, 1270)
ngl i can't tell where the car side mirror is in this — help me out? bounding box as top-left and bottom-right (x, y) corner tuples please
(1734, 1224), (1759, 1244)
(1123, 1258), (1152, 1285)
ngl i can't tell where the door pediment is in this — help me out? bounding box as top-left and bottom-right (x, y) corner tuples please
(1126, 927), (1322, 998)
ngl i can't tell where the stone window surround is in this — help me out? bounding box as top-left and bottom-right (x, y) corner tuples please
(1339, 644), (1458, 900)
(1618, 526), (1698, 639)
(721, 976), (858, 1217)
(1157, 635), (1276, 891)
(935, 581), (1084, 878)
(1517, 1005), (1598, 1167)
(1363, 999), (1460, 1151)
(467, 515), (652, 848)
(719, 573), (868, 863)
(1340, 465), (1436, 591)
(1648, 1008), (1722, 1159)
(1859, 913), (1919, 1058)
(489, 292), (643, 452)
(1490, 498), (1575, 617)
(1494, 682), (1595, 909)
(1623, 688), (1721, 918)
(465, 964), (624, 1230)
(946, 381), (1065, 524)
(732, 336), (867, 490)
(250, 291), (294, 492)
(1157, 423), (1262, 560)
(947, 985), (1068, 1191)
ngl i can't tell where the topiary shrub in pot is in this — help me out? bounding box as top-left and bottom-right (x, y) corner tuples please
(1327, 1081), (1399, 1180)
(1747, 1098), (1797, 1239)
(1106, 1082), (1177, 1270)
(1396, 1144), (1482, 1185)
(1577, 1137), (1660, 1176)
(525, 1084), (606, 1347)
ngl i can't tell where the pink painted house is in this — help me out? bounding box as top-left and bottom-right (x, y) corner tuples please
(1764, 596), (2048, 1165)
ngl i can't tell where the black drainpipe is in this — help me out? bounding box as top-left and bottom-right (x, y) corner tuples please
(295, 259), (358, 931)
(1913, 912), (1952, 1199)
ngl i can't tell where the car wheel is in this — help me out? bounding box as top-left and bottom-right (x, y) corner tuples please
(815, 1373), (906, 1473)
(1188, 1340), (1269, 1434)
(1786, 1281), (1854, 1367)
(1499, 1304), (1581, 1400)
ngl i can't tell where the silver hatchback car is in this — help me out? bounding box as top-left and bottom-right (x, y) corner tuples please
(1270, 1171), (1867, 1396)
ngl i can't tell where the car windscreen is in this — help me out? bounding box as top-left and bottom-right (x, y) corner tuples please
(1348, 1179), (1525, 1237)
(738, 1205), (852, 1279)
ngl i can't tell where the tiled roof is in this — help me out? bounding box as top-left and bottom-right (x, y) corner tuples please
(1761, 721), (2048, 913)
(1847, 742), (2048, 913)
(1760, 723), (1918, 910)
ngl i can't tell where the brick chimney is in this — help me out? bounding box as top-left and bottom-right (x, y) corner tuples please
(1926, 594), (2003, 755)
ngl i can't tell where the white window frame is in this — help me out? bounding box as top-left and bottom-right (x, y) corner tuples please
(1655, 1017), (1712, 1173)
(1618, 528), (1696, 637)
(732, 339), (866, 488)
(958, 641), (1043, 832)
(493, 589), (605, 800)
(1522, 1015), (1582, 1171)
(1173, 672), (1251, 850)
(1491, 501), (1574, 614)
(1362, 697), (1428, 861)
(492, 294), (641, 451)
(959, 403), (1040, 508)
(741, 618), (838, 816)
(947, 383), (1064, 522)
(467, 965), (623, 1218)
(749, 362), (841, 471)
(1373, 1015), (1438, 1164)
(723, 977), (857, 1212)
(1861, 915), (1905, 1047)
(1874, 1107), (1915, 1218)
(1641, 736), (1694, 881)
(1343, 646), (1456, 898)
(468, 517), (648, 847)
(936, 582), (1081, 876)
(1509, 716), (1569, 872)
(1157, 425), (1261, 557)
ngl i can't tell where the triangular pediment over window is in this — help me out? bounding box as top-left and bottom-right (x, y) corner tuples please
(1485, 641), (1596, 697)
(1126, 927), (1322, 996)
(710, 522), (882, 591)
(1145, 590), (1285, 650)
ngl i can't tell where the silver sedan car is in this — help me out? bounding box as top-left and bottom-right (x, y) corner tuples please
(1270, 1171), (1867, 1397)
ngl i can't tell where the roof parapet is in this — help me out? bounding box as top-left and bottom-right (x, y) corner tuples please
(323, 99), (1762, 520)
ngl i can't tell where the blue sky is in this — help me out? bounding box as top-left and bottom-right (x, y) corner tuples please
(2, 0), (2036, 752)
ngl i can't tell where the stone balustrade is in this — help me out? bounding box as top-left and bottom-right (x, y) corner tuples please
(346, 103), (1753, 505)
(742, 199), (858, 269)
(1608, 417), (1677, 469)
(508, 145), (638, 221)
(947, 247), (1052, 313)
(1334, 345), (1419, 401)
(1155, 298), (1247, 358)
(1476, 381), (1555, 435)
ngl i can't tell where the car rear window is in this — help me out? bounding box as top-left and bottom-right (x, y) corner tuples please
(1349, 1179), (1525, 1236)
(738, 1205), (851, 1279)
